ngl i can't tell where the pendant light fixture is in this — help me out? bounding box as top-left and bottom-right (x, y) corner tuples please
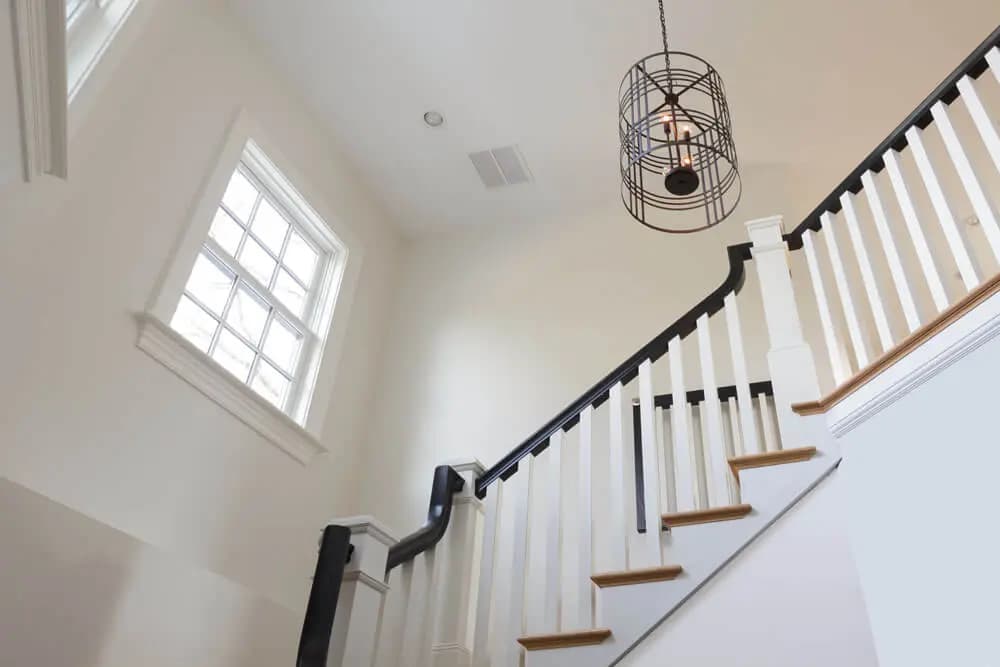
(619, 0), (740, 233)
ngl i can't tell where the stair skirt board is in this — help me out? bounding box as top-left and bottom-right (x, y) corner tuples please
(661, 504), (753, 528)
(591, 565), (684, 588)
(517, 629), (613, 651)
(728, 447), (818, 478)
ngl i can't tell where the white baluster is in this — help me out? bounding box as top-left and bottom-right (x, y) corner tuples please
(840, 192), (894, 351)
(802, 230), (851, 383)
(906, 126), (980, 290)
(607, 384), (628, 571)
(726, 396), (743, 457)
(660, 403), (676, 514)
(472, 482), (502, 667)
(958, 76), (1000, 179)
(655, 405), (669, 513)
(576, 407), (594, 629)
(861, 170), (921, 332)
(988, 47), (1000, 84)
(388, 561), (415, 667)
(696, 314), (731, 507)
(524, 452), (546, 636)
(690, 404), (708, 509)
(668, 341), (696, 512)
(723, 292), (760, 454)
(542, 432), (563, 631)
(399, 553), (434, 667)
(758, 394), (779, 452)
(883, 149), (949, 312)
(822, 212), (870, 367)
(931, 100), (1000, 264)
(637, 359), (663, 567)
(503, 468), (531, 665)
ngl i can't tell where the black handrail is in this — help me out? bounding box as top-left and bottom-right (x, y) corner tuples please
(385, 465), (465, 573)
(296, 525), (354, 667)
(631, 381), (774, 533)
(475, 241), (754, 498)
(784, 24), (1000, 250)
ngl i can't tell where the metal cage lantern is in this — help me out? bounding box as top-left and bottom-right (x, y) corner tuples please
(619, 2), (740, 233)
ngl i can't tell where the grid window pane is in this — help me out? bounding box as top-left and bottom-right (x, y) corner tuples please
(167, 155), (335, 420)
(274, 269), (307, 317)
(171, 296), (219, 353)
(209, 209), (245, 257)
(212, 329), (255, 382)
(263, 316), (302, 374)
(238, 236), (277, 287)
(225, 286), (270, 345)
(185, 252), (235, 315)
(250, 361), (290, 409)
(222, 170), (258, 223)
(284, 231), (319, 286)
(251, 199), (290, 256)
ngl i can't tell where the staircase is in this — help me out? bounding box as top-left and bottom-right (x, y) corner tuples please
(300, 24), (1000, 667)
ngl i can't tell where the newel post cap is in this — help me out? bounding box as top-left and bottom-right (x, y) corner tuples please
(745, 215), (786, 248)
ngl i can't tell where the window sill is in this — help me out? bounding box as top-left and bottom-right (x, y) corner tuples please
(134, 313), (327, 465)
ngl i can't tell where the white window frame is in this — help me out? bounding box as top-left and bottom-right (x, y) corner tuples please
(138, 113), (350, 464)
(65, 0), (139, 103)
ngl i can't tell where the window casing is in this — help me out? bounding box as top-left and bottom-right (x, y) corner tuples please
(137, 130), (349, 462)
(170, 162), (332, 421)
(65, 0), (139, 101)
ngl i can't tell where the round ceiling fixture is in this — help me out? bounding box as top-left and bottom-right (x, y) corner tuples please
(423, 111), (445, 128)
(619, 0), (741, 233)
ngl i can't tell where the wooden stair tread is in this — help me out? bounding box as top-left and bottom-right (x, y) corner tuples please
(591, 564), (683, 588)
(517, 628), (612, 651)
(662, 504), (752, 528)
(728, 447), (817, 476)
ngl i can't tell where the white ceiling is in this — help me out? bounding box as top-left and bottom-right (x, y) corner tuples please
(230, 0), (1000, 235)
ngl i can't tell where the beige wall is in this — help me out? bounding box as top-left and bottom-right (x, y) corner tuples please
(0, 477), (300, 667)
(0, 0), (402, 611)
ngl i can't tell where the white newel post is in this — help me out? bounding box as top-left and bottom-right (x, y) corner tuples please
(745, 216), (822, 448)
(327, 517), (397, 667)
(430, 460), (485, 667)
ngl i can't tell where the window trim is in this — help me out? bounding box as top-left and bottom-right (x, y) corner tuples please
(65, 0), (139, 104)
(138, 112), (351, 464)
(9, 0), (68, 180)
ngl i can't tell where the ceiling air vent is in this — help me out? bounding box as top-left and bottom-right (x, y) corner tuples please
(468, 145), (533, 188)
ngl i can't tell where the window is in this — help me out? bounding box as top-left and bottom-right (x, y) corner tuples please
(137, 130), (349, 464)
(170, 163), (329, 417)
(65, 0), (140, 100)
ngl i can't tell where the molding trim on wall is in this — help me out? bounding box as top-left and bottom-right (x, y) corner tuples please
(336, 515), (398, 547)
(793, 271), (1000, 435)
(342, 570), (389, 595)
(10, 0), (68, 181)
(820, 283), (1000, 437)
(829, 303), (1000, 438)
(134, 313), (327, 464)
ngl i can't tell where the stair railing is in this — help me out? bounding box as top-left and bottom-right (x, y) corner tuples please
(783, 25), (1000, 391)
(304, 23), (1000, 667)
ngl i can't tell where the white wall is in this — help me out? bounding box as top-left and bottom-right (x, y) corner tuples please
(619, 471), (879, 667)
(359, 163), (822, 532)
(837, 318), (1000, 667)
(0, 477), (299, 667)
(0, 0), (402, 611)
